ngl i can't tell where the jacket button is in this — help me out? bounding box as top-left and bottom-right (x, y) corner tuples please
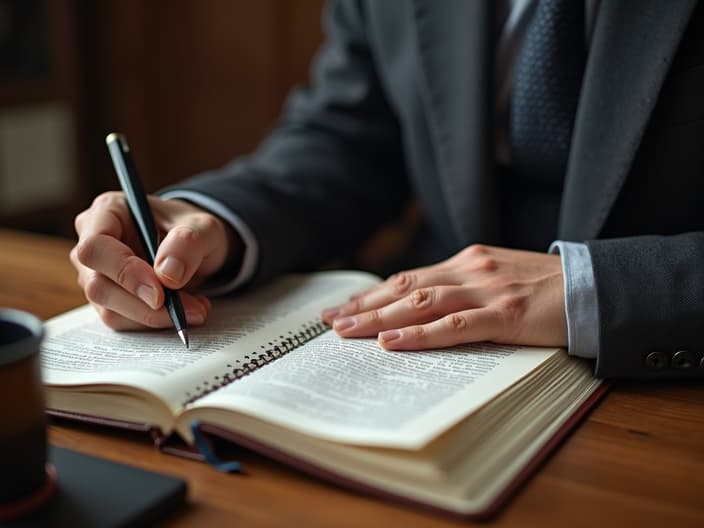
(645, 351), (667, 370)
(672, 350), (695, 369)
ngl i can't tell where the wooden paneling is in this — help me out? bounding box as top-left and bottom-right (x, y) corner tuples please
(0, 1), (324, 236)
(82, 0), (325, 197)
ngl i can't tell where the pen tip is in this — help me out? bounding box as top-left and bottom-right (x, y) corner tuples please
(178, 329), (189, 349)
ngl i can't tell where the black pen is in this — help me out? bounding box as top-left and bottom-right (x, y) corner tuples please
(105, 132), (190, 348)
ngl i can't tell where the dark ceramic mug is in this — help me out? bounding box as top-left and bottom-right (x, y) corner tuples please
(0, 309), (55, 521)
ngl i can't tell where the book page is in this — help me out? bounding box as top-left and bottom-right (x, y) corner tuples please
(185, 332), (560, 448)
(41, 271), (380, 412)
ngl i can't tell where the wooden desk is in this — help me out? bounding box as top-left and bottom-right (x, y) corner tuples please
(1, 227), (703, 527)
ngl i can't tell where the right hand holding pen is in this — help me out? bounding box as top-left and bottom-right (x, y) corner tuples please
(70, 191), (236, 330)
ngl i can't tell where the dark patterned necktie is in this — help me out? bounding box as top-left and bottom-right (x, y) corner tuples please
(510, 0), (587, 184)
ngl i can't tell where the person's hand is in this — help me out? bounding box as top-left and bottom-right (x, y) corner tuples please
(71, 192), (239, 330)
(322, 244), (567, 350)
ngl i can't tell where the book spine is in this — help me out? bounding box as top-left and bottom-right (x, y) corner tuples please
(180, 319), (329, 406)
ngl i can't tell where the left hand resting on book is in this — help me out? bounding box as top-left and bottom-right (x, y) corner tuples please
(321, 245), (567, 350)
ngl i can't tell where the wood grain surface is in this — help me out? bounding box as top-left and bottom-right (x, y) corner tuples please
(1, 228), (703, 527)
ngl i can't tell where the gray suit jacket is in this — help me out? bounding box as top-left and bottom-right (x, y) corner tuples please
(168, 0), (704, 380)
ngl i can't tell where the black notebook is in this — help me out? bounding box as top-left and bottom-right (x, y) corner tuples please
(8, 446), (187, 528)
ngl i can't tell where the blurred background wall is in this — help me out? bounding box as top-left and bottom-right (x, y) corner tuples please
(0, 0), (324, 237)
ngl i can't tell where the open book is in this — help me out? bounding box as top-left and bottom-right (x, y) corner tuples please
(41, 271), (605, 519)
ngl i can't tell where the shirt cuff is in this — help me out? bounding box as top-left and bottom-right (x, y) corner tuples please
(549, 241), (599, 359)
(159, 189), (259, 295)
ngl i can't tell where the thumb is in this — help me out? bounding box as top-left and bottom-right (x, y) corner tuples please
(154, 212), (231, 289)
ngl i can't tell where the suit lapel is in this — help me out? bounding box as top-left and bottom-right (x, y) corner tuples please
(411, 0), (500, 247)
(559, 0), (697, 240)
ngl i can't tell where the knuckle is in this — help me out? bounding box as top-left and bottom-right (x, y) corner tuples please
(463, 244), (489, 258)
(74, 210), (87, 232)
(171, 224), (200, 244)
(193, 212), (221, 234)
(74, 237), (97, 266)
(445, 313), (468, 332)
(92, 191), (122, 209)
(496, 296), (528, 341)
(411, 325), (427, 341)
(69, 245), (80, 268)
(498, 295), (528, 332)
(365, 309), (383, 325)
(390, 271), (415, 296)
(84, 274), (108, 305)
(115, 262), (129, 288)
(408, 287), (435, 310)
(472, 256), (498, 273)
(500, 294), (527, 321)
(346, 298), (363, 314)
(115, 255), (138, 288)
(368, 309), (382, 323)
(458, 245), (499, 273)
(76, 268), (91, 291)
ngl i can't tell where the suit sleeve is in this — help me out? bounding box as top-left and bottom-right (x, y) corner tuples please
(162, 0), (408, 286)
(587, 233), (704, 379)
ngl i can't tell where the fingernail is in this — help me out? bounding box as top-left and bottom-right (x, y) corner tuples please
(333, 316), (356, 332)
(186, 310), (205, 325)
(137, 284), (158, 308)
(379, 329), (401, 344)
(321, 307), (341, 321)
(157, 256), (185, 283)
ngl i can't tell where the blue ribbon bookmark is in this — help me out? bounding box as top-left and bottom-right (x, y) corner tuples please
(190, 420), (244, 473)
